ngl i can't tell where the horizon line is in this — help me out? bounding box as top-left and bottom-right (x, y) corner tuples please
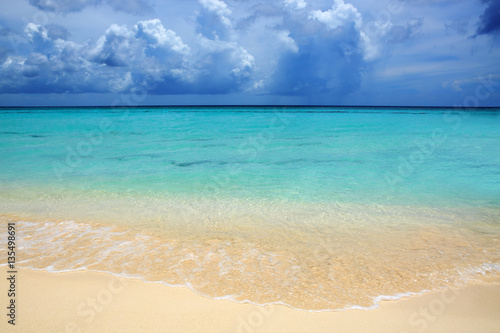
(1, 105), (499, 109)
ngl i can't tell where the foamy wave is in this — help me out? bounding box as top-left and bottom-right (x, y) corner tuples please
(1, 212), (499, 311)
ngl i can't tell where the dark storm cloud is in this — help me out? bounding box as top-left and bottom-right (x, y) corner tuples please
(476, 0), (500, 35)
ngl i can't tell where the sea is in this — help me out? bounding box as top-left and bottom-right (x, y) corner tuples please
(0, 106), (499, 310)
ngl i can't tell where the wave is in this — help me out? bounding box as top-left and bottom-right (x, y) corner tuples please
(1, 211), (499, 311)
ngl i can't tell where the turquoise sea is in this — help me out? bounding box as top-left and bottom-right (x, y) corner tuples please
(1, 106), (499, 310)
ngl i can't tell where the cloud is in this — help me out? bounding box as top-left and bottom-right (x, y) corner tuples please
(28, 0), (153, 14)
(309, 0), (361, 30)
(476, 0), (500, 35)
(110, 71), (133, 92)
(308, 0), (387, 61)
(2, 0), (499, 106)
(236, 2), (283, 30)
(275, 30), (298, 53)
(25, 22), (49, 43)
(253, 1), (366, 98)
(24, 23), (57, 54)
(284, 0), (307, 10)
(0, 27), (123, 94)
(387, 18), (423, 43)
(134, 19), (190, 55)
(268, 34), (363, 97)
(1, 1), (373, 99)
(46, 24), (71, 41)
(185, 36), (254, 92)
(88, 24), (139, 67)
(0, 18), (255, 95)
(23, 23), (71, 51)
(199, 0), (232, 23)
(29, 0), (90, 12)
(197, 0), (233, 39)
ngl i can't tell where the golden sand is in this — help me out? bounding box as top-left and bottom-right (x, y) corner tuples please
(0, 267), (499, 333)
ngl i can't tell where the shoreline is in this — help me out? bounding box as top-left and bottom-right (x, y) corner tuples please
(1, 267), (500, 332)
(2, 213), (500, 312)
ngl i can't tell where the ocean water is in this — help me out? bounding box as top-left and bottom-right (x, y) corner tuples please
(1, 106), (499, 310)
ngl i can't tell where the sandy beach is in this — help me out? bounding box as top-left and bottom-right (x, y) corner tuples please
(1, 0), (500, 327)
(1, 267), (499, 333)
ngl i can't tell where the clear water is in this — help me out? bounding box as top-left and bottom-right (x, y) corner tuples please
(1, 106), (499, 310)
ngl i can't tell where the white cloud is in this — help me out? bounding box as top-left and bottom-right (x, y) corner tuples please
(197, 36), (254, 73)
(25, 23), (49, 42)
(199, 0), (232, 27)
(309, 0), (361, 30)
(88, 24), (139, 67)
(3, 2), (376, 97)
(231, 47), (254, 77)
(358, 18), (393, 61)
(358, 31), (379, 61)
(309, 0), (392, 61)
(134, 19), (190, 55)
(276, 30), (298, 53)
(1, 14), (260, 95)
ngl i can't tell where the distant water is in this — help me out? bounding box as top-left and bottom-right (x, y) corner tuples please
(1, 106), (499, 310)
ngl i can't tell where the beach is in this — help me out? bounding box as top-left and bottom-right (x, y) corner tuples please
(1, 0), (500, 326)
(1, 267), (500, 333)
(1, 107), (499, 331)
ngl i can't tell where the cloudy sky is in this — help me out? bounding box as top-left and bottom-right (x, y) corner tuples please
(0, 0), (499, 106)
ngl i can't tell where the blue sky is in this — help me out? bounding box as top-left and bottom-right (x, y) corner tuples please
(0, 0), (499, 106)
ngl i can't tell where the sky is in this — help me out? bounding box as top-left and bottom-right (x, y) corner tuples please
(0, 0), (499, 106)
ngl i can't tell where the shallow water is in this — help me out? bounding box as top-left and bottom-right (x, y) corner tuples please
(0, 106), (499, 310)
